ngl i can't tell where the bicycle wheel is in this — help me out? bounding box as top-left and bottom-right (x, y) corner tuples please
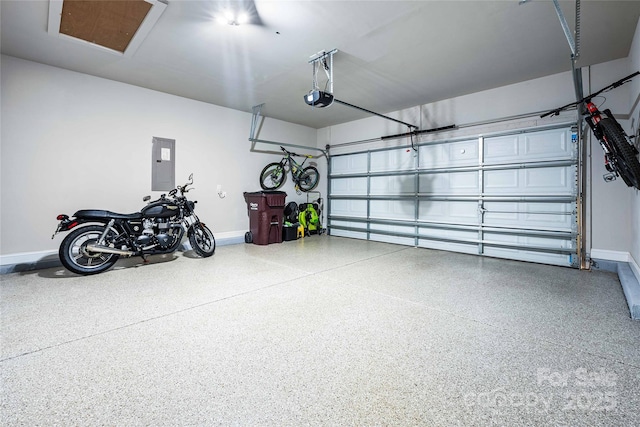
(260, 162), (285, 190)
(600, 118), (640, 190)
(298, 166), (319, 192)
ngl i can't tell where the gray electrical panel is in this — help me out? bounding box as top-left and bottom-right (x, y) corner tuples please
(151, 137), (175, 191)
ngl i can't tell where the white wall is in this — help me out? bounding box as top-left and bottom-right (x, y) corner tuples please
(0, 55), (317, 261)
(587, 58), (634, 259)
(628, 17), (640, 276)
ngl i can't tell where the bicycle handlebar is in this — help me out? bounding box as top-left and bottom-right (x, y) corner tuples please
(540, 71), (640, 118)
(610, 71), (640, 90)
(280, 146), (312, 158)
(280, 146), (295, 156)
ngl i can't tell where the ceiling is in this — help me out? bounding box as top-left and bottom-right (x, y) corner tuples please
(2, 1), (640, 129)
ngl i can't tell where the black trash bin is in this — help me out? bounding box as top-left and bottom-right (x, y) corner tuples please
(243, 191), (287, 245)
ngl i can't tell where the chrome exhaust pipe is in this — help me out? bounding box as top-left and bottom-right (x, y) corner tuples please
(86, 244), (135, 257)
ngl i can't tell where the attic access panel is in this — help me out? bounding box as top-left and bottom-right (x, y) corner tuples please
(48, 0), (167, 56)
(59, 0), (152, 53)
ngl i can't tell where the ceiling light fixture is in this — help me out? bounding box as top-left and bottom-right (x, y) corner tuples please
(237, 12), (249, 25)
(217, 9), (250, 26)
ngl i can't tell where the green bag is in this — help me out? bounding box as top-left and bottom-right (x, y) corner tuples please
(299, 203), (320, 233)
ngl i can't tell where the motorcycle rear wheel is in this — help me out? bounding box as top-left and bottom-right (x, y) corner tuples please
(59, 225), (119, 275)
(188, 224), (216, 257)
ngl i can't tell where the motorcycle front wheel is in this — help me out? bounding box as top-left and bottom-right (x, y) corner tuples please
(260, 162), (286, 190)
(188, 223), (216, 257)
(59, 225), (120, 275)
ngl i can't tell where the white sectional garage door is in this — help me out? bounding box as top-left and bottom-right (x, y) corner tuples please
(328, 124), (580, 267)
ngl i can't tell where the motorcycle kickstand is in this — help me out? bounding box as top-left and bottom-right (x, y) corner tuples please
(140, 253), (150, 264)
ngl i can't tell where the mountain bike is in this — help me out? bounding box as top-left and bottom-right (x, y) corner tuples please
(542, 71), (640, 190)
(259, 146), (320, 192)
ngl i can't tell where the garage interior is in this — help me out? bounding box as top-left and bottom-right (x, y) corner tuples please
(2, 0), (640, 425)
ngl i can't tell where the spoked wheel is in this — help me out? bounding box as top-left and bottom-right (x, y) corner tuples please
(601, 118), (640, 190)
(260, 162), (286, 190)
(298, 166), (319, 192)
(188, 223), (215, 257)
(59, 225), (119, 275)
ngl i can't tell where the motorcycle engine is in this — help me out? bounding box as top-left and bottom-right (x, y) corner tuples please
(136, 218), (178, 249)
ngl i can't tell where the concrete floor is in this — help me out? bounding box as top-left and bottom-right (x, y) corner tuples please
(1, 236), (639, 426)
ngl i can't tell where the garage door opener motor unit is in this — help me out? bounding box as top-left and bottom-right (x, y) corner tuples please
(304, 49), (336, 108)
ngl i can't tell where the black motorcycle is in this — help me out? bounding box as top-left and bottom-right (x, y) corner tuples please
(52, 174), (215, 275)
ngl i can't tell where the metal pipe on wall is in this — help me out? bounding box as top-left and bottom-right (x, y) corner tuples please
(248, 103), (328, 159)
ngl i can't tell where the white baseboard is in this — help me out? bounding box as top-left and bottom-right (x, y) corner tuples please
(590, 249), (630, 263)
(214, 230), (246, 240)
(0, 250), (58, 267)
(630, 255), (640, 284)
(213, 230), (246, 246)
(0, 250), (60, 274)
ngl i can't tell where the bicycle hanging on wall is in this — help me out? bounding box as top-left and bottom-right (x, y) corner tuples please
(542, 71), (640, 190)
(259, 146), (320, 193)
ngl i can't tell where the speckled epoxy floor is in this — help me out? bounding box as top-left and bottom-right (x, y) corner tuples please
(2, 236), (640, 426)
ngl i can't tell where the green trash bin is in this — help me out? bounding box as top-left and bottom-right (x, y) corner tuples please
(243, 191), (287, 245)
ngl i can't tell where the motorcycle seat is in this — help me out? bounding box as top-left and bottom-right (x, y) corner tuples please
(74, 209), (143, 220)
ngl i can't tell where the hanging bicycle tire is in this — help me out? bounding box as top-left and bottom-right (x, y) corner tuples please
(600, 118), (640, 190)
(260, 162), (286, 190)
(298, 166), (319, 192)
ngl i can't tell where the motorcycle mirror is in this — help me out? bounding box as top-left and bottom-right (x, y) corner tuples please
(188, 173), (194, 183)
(143, 195), (151, 202)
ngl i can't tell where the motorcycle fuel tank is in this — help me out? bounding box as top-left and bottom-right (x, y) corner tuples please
(141, 200), (179, 218)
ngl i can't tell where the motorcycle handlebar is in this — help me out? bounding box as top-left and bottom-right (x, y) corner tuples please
(151, 175), (194, 200)
(174, 174), (195, 195)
